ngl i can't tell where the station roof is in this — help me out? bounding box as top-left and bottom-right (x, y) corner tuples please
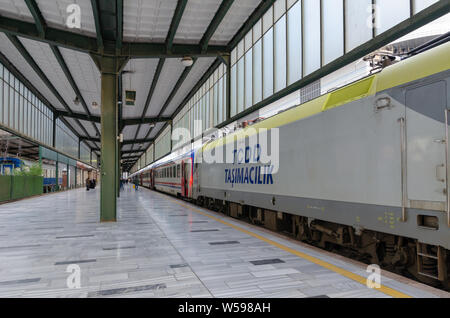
(0, 0), (274, 164)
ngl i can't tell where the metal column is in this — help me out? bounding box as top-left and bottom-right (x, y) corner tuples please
(223, 54), (231, 121)
(52, 115), (57, 148)
(100, 57), (118, 222)
(91, 55), (127, 222)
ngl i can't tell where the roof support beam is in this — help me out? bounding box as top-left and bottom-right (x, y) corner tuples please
(166, 0), (188, 52)
(116, 0), (123, 51)
(55, 111), (171, 126)
(130, 0), (187, 150)
(172, 58), (221, 121)
(121, 150), (144, 155)
(23, 0), (46, 38)
(80, 137), (154, 145)
(0, 52), (96, 154)
(200, 0), (235, 53)
(128, 58), (165, 147)
(51, 45), (101, 137)
(149, 58), (222, 152)
(123, 116), (172, 126)
(121, 155), (140, 160)
(142, 58), (196, 142)
(0, 16), (228, 57)
(141, 59), (166, 122)
(56, 111), (100, 123)
(90, 0), (104, 51)
(0, 16), (100, 54)
(123, 43), (227, 59)
(140, 0), (235, 150)
(158, 58), (197, 117)
(122, 138), (154, 146)
(227, 0), (275, 50)
(6, 34), (94, 140)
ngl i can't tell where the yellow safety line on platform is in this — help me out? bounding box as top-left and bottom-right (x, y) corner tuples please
(157, 192), (412, 298)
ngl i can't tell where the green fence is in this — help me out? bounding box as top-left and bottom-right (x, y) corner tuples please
(0, 176), (43, 203)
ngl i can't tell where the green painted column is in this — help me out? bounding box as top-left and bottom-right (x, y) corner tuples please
(117, 146), (120, 198)
(223, 54), (231, 121)
(100, 57), (118, 222)
(55, 160), (59, 192)
(92, 55), (128, 222)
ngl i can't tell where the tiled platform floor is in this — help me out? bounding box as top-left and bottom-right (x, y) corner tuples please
(0, 185), (448, 298)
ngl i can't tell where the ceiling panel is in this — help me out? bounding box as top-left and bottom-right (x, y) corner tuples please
(121, 143), (133, 151)
(0, 33), (66, 111)
(162, 57), (216, 117)
(79, 119), (98, 137)
(123, 0), (178, 43)
(145, 58), (185, 117)
(19, 37), (84, 113)
(0, 0), (34, 21)
(122, 124), (139, 140)
(64, 117), (87, 137)
(210, 0), (262, 45)
(148, 122), (165, 139)
(122, 58), (159, 119)
(174, 0), (222, 44)
(136, 124), (152, 139)
(35, 0), (96, 36)
(60, 47), (101, 116)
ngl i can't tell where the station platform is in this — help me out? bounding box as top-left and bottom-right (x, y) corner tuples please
(0, 185), (448, 298)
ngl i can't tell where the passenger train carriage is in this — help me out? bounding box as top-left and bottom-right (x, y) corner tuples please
(135, 42), (450, 288)
(139, 151), (195, 199)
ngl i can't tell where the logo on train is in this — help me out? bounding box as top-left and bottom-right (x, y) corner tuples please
(224, 144), (275, 187)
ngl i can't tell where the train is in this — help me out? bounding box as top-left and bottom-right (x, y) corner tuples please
(133, 41), (450, 289)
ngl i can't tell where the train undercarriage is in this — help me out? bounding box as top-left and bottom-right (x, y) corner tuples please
(195, 195), (449, 291)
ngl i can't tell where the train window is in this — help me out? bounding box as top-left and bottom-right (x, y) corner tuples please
(173, 166), (176, 178)
(177, 165), (180, 178)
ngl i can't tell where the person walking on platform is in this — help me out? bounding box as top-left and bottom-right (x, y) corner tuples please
(134, 178), (139, 191)
(86, 177), (90, 191)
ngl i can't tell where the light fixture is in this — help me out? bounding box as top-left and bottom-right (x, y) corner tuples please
(181, 56), (193, 67)
(125, 90), (136, 106)
(73, 96), (80, 105)
(92, 101), (99, 108)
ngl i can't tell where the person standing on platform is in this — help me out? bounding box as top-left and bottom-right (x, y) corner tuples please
(134, 178), (139, 191)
